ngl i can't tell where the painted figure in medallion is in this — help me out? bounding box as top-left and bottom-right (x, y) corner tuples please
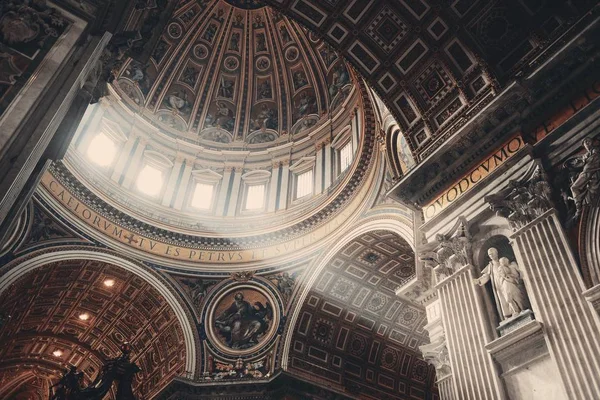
(214, 292), (272, 350)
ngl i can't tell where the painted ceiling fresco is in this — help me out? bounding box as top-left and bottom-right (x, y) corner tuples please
(116, 0), (354, 147)
(0, 260), (187, 400)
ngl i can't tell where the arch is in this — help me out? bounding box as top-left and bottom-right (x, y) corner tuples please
(281, 214), (415, 370)
(0, 247), (198, 375)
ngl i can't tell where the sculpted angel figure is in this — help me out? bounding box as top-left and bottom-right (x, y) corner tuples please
(569, 137), (600, 218)
(473, 247), (530, 319)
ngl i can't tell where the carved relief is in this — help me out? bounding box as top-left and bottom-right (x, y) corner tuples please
(420, 339), (451, 379)
(564, 137), (600, 222)
(420, 218), (472, 282)
(485, 164), (553, 231)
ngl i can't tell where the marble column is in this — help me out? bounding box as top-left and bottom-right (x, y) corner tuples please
(510, 210), (600, 398)
(437, 265), (506, 400)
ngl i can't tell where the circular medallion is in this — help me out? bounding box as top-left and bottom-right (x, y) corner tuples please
(193, 44), (209, 60)
(255, 56), (271, 72)
(224, 56), (240, 71)
(285, 47), (299, 62)
(168, 22), (183, 39)
(206, 282), (281, 357)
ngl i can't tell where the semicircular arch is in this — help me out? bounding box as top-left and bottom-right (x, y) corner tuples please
(0, 247), (198, 376)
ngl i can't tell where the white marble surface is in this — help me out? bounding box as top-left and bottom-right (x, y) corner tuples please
(503, 355), (567, 400)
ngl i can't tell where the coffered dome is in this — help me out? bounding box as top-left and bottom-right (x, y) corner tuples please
(115, 0), (355, 149)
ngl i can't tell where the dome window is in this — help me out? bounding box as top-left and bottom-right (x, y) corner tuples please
(296, 169), (314, 199)
(245, 184), (266, 210)
(136, 164), (164, 197)
(191, 182), (215, 210)
(86, 132), (117, 167)
(339, 140), (353, 173)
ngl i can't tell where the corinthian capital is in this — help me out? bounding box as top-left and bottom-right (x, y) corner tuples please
(485, 163), (553, 231)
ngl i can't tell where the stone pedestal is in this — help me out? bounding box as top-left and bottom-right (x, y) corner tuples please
(486, 320), (566, 400)
(497, 309), (535, 337)
(511, 210), (600, 398)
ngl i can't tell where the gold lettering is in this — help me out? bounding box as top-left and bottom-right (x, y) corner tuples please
(112, 226), (123, 238)
(424, 135), (524, 222)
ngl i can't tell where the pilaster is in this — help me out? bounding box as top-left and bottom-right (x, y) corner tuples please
(173, 158), (195, 210)
(226, 167), (243, 216)
(510, 210), (600, 398)
(162, 154), (186, 207)
(278, 160), (290, 210)
(216, 166), (234, 216)
(485, 161), (600, 398)
(268, 162), (280, 212)
(314, 143), (324, 195)
(323, 141), (332, 190)
(436, 264), (506, 400)
(121, 137), (147, 190)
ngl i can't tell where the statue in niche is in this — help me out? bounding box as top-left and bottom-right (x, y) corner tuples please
(473, 247), (530, 320)
(566, 137), (600, 220)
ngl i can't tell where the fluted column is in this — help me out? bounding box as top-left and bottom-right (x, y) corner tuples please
(510, 210), (600, 398)
(420, 298), (456, 400)
(437, 265), (506, 400)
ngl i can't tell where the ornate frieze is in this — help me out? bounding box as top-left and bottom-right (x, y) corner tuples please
(485, 163), (553, 231)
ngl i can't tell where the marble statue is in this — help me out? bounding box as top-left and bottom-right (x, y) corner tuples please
(569, 137), (600, 218)
(473, 247), (529, 319)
